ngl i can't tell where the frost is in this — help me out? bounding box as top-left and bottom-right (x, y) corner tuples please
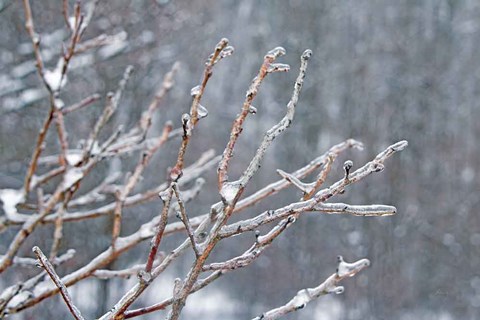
(62, 167), (84, 191)
(197, 104), (208, 119)
(190, 85), (201, 96)
(248, 105), (257, 114)
(0, 189), (25, 218)
(220, 182), (241, 204)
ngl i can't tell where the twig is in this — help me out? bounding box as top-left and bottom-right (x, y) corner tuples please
(172, 183), (200, 257)
(32, 246), (84, 320)
(123, 271), (225, 318)
(219, 140), (407, 239)
(21, 0), (47, 88)
(112, 122), (173, 247)
(217, 46), (286, 189)
(62, 93), (101, 114)
(252, 257), (370, 320)
(23, 109), (54, 195)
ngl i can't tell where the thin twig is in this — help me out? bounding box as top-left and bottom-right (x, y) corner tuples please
(172, 183), (200, 257)
(112, 122), (173, 247)
(33, 246), (85, 320)
(252, 257), (370, 320)
(217, 46), (286, 189)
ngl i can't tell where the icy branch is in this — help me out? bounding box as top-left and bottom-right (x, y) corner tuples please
(252, 257), (370, 320)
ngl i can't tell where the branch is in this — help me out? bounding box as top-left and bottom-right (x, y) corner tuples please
(314, 202), (396, 216)
(219, 140), (407, 239)
(32, 246), (84, 320)
(252, 256), (370, 320)
(172, 183), (200, 257)
(217, 46), (287, 190)
(112, 122), (173, 247)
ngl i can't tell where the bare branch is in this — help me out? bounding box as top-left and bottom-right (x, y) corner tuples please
(314, 202), (396, 216)
(32, 246), (84, 320)
(252, 257), (370, 320)
(62, 93), (101, 114)
(112, 122), (173, 247)
(172, 183), (200, 257)
(217, 46), (287, 189)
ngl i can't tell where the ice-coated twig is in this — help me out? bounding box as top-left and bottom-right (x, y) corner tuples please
(0, 184), (65, 273)
(172, 183), (200, 257)
(83, 65), (134, 160)
(92, 257), (163, 280)
(21, 0), (47, 88)
(136, 62), (180, 137)
(203, 216), (296, 272)
(62, 93), (101, 114)
(32, 246), (84, 320)
(23, 109), (54, 195)
(234, 139), (363, 212)
(6, 176), (208, 315)
(112, 122), (173, 247)
(313, 203), (396, 216)
(252, 257), (370, 320)
(165, 48), (311, 320)
(219, 140), (407, 239)
(170, 38), (231, 182)
(0, 249), (75, 268)
(49, 200), (67, 259)
(122, 271), (225, 319)
(217, 46), (287, 189)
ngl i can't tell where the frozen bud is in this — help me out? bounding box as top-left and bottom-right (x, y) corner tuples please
(158, 190), (170, 202)
(267, 63), (290, 73)
(372, 163), (385, 172)
(190, 85), (201, 97)
(330, 286), (345, 295)
(265, 46), (286, 59)
(302, 49), (313, 60)
(255, 230), (261, 238)
(248, 105), (257, 114)
(137, 270), (152, 284)
(220, 46), (234, 58)
(391, 140), (408, 151)
(343, 160), (353, 177)
(216, 38), (229, 51)
(197, 104), (208, 119)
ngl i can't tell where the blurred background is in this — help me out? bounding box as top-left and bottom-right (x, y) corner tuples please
(0, 0), (479, 319)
